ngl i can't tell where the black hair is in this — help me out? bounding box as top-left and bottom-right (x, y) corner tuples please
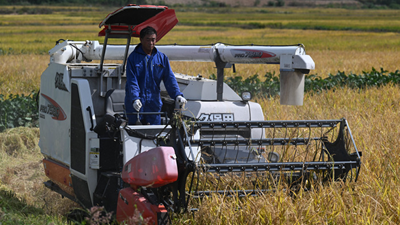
(140, 26), (157, 39)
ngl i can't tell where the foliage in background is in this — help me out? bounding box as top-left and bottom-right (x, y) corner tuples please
(305, 68), (400, 92)
(210, 72), (281, 98)
(359, 0), (400, 8)
(0, 0), (147, 6)
(211, 67), (400, 99)
(0, 92), (39, 132)
(0, 0), (399, 8)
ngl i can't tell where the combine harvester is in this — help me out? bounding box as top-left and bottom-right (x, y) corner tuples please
(39, 5), (362, 224)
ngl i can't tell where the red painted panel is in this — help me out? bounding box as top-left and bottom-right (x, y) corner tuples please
(116, 188), (167, 224)
(98, 8), (178, 42)
(121, 146), (178, 188)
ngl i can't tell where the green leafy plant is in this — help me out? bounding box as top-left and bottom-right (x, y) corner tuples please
(0, 91), (39, 132)
(211, 68), (400, 99)
(304, 68), (400, 93)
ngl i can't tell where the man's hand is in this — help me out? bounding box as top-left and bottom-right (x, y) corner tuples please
(175, 96), (187, 109)
(133, 99), (142, 111)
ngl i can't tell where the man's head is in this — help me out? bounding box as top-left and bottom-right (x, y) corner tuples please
(140, 26), (157, 55)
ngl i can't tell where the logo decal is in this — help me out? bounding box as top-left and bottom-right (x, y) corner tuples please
(55, 72), (68, 91)
(198, 113), (234, 122)
(40, 93), (67, 121)
(231, 49), (276, 59)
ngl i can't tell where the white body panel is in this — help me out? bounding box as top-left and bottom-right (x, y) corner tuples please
(182, 100), (264, 138)
(69, 79), (98, 204)
(280, 71), (305, 105)
(166, 73), (242, 101)
(39, 63), (71, 165)
(183, 101), (249, 120)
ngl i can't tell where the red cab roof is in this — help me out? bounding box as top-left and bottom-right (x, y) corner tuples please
(98, 4), (178, 42)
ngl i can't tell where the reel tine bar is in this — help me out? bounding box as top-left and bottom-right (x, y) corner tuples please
(183, 118), (361, 199)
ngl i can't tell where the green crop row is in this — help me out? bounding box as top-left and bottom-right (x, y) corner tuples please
(211, 67), (400, 99)
(305, 67), (400, 92)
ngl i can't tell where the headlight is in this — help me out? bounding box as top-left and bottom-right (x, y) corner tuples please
(241, 91), (251, 101)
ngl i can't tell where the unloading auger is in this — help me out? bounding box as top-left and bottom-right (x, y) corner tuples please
(39, 4), (361, 224)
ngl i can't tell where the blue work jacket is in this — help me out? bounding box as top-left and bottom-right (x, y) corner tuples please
(125, 44), (183, 125)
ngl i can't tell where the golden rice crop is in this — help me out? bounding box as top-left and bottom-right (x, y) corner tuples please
(173, 85), (400, 224)
(0, 55), (47, 95)
(0, 127), (80, 216)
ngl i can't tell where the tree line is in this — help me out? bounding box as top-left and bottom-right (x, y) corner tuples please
(0, 0), (399, 8)
(0, 0), (147, 6)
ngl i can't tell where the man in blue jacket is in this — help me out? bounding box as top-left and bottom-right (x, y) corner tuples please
(125, 26), (186, 125)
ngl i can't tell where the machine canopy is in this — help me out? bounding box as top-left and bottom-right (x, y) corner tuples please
(98, 4), (178, 41)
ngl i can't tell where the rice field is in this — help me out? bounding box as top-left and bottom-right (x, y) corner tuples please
(0, 5), (400, 224)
